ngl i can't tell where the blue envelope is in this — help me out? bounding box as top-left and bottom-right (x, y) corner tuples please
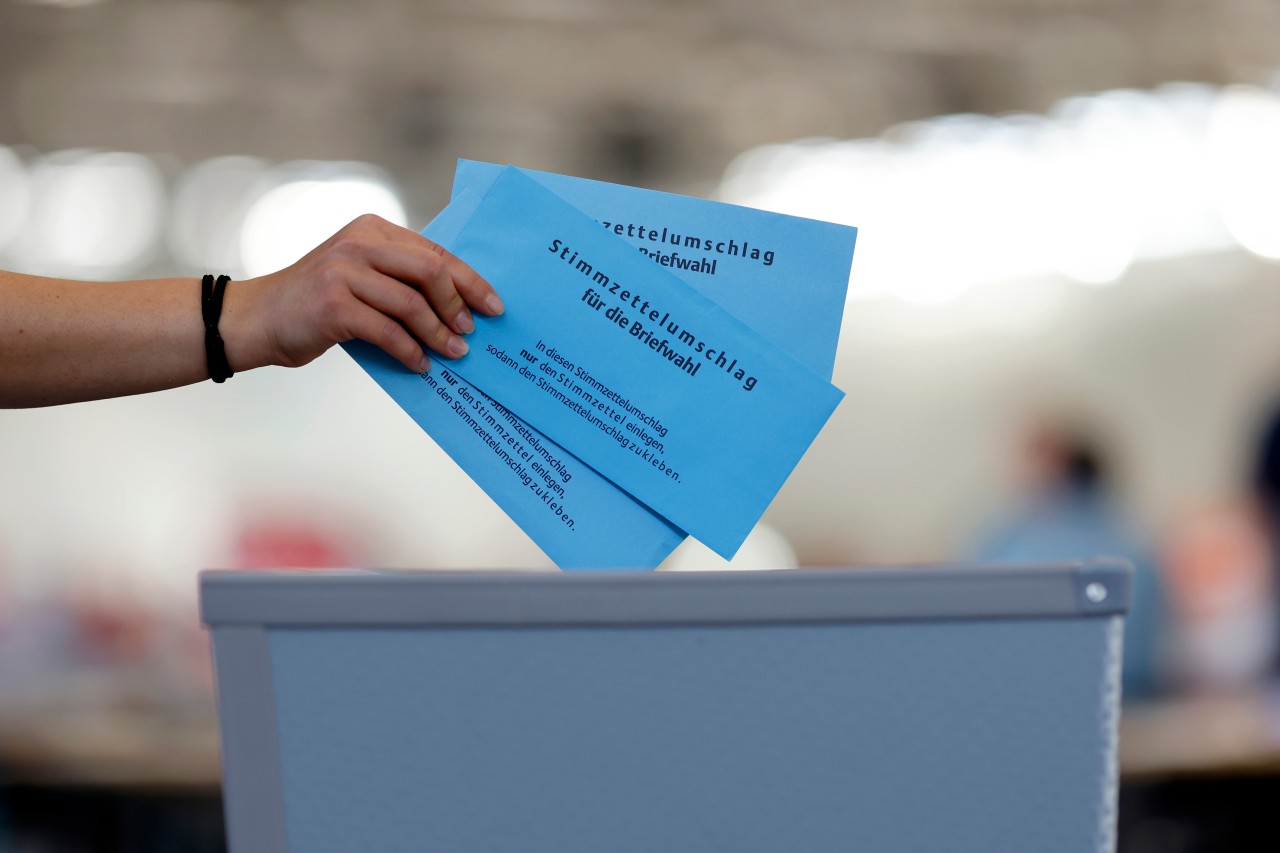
(346, 164), (856, 567)
(452, 160), (855, 379)
(425, 168), (844, 559)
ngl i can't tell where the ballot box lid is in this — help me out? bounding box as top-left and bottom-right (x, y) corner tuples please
(200, 557), (1130, 628)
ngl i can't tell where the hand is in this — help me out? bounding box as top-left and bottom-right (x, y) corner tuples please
(223, 214), (503, 373)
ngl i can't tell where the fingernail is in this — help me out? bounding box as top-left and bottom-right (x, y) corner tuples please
(456, 311), (475, 334)
(418, 356), (431, 373)
(486, 294), (505, 315)
(448, 337), (469, 357)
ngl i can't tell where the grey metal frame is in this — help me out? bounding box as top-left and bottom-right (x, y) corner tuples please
(201, 559), (1130, 627)
(207, 626), (290, 853)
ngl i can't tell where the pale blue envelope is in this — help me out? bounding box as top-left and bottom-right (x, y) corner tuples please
(433, 168), (844, 559)
(346, 164), (856, 568)
(452, 159), (856, 379)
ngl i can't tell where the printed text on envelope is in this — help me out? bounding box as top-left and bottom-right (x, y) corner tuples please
(446, 169), (845, 559)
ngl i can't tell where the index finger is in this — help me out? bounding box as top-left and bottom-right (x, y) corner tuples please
(371, 218), (504, 317)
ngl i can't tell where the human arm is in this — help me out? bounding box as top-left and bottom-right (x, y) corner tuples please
(0, 214), (502, 408)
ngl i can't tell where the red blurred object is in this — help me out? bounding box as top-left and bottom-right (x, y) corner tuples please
(235, 516), (360, 570)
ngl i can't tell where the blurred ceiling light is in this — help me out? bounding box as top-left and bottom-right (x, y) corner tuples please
(169, 156), (268, 277)
(239, 163), (407, 278)
(19, 150), (164, 278)
(1034, 126), (1134, 287)
(0, 146), (30, 257)
(890, 115), (1058, 301)
(719, 82), (1255, 305)
(1136, 84), (1233, 259)
(17, 0), (106, 7)
(1208, 85), (1280, 261)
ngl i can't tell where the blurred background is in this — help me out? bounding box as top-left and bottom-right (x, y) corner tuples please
(3, 0), (1280, 849)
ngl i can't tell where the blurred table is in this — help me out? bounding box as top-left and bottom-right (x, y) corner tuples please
(3, 690), (1280, 789)
(0, 699), (225, 852)
(1119, 688), (1280, 780)
(0, 704), (221, 791)
(1117, 689), (1280, 851)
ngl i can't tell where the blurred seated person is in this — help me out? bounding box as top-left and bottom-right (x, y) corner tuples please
(0, 214), (502, 408)
(1253, 397), (1280, 671)
(1156, 402), (1280, 692)
(1159, 500), (1276, 693)
(972, 421), (1166, 701)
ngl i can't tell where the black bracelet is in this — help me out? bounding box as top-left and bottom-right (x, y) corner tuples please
(201, 274), (234, 383)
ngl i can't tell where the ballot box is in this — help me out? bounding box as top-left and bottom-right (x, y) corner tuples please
(200, 560), (1130, 853)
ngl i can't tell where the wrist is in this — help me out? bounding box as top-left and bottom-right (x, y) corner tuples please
(216, 275), (274, 373)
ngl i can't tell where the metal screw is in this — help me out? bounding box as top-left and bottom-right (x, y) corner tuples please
(1084, 582), (1108, 603)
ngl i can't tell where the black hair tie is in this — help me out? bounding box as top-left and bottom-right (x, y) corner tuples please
(201, 274), (234, 383)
